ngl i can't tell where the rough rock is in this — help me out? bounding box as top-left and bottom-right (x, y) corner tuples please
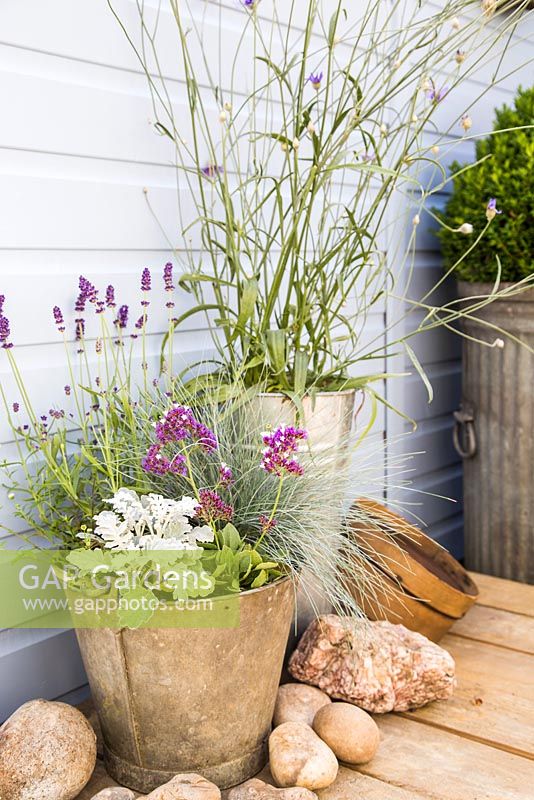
(273, 683), (331, 727)
(227, 778), (317, 800)
(312, 702), (379, 764)
(288, 615), (456, 713)
(268, 721), (338, 790)
(0, 699), (97, 800)
(90, 790), (136, 800)
(145, 774), (221, 800)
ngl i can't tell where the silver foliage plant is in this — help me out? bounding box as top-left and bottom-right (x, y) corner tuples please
(110, 0), (533, 409)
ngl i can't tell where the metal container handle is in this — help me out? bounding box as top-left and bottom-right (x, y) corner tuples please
(453, 406), (477, 459)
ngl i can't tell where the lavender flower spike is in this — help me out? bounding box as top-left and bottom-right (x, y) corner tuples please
(53, 306), (66, 333)
(0, 313), (13, 349)
(164, 262), (175, 309)
(115, 305), (129, 330)
(141, 268), (152, 309)
(106, 285), (116, 308)
(0, 295), (4, 315)
(307, 71), (323, 90)
(486, 198), (502, 221)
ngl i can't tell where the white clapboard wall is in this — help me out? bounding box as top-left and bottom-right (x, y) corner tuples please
(0, 0), (532, 720)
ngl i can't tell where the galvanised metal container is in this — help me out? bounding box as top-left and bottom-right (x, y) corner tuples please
(76, 577), (294, 793)
(454, 282), (534, 583)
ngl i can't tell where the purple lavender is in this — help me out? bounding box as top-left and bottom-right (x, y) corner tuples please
(75, 318), (85, 340)
(142, 443), (187, 477)
(64, 385), (71, 396)
(141, 268), (151, 309)
(260, 424), (308, 477)
(106, 285), (116, 308)
(164, 263), (174, 292)
(307, 71), (323, 90)
(12, 402), (19, 413)
(53, 306), (65, 332)
(486, 197), (502, 221)
(0, 313), (13, 349)
(242, 0), (259, 8)
(195, 489), (234, 523)
(115, 305), (129, 330)
(75, 276), (98, 312)
(155, 406), (218, 452)
(0, 295), (4, 314)
(219, 462), (234, 487)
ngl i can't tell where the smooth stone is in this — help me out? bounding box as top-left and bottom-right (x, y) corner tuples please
(289, 615), (456, 713)
(0, 699), (97, 800)
(273, 684), (331, 727)
(145, 774), (221, 800)
(90, 790), (136, 800)
(228, 778), (317, 800)
(268, 721), (338, 791)
(312, 702), (380, 764)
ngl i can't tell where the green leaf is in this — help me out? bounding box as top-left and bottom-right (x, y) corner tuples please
(266, 330), (289, 387)
(118, 586), (157, 629)
(405, 343), (433, 403)
(219, 523), (242, 552)
(251, 569), (268, 589)
(293, 351), (309, 395)
(66, 549), (110, 573)
(232, 278), (258, 341)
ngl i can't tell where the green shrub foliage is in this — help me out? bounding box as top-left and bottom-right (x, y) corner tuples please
(438, 85), (534, 283)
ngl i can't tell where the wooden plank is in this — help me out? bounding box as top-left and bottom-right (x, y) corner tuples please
(401, 636), (534, 760)
(450, 604), (534, 654)
(363, 715), (534, 800)
(318, 767), (430, 799)
(471, 572), (534, 617)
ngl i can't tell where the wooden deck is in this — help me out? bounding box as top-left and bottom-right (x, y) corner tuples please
(78, 572), (534, 799)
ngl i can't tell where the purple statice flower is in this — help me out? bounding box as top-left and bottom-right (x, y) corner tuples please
(142, 443), (187, 477)
(141, 268), (151, 308)
(0, 313), (13, 349)
(195, 489), (234, 523)
(106, 285), (116, 308)
(219, 462), (234, 487)
(260, 424), (308, 477)
(259, 514), (277, 534)
(53, 306), (66, 332)
(307, 71), (323, 90)
(64, 385), (71, 396)
(12, 402), (19, 413)
(0, 295), (4, 315)
(486, 197), (502, 221)
(428, 85), (448, 103)
(201, 163), (224, 180)
(115, 304), (129, 330)
(155, 405), (218, 452)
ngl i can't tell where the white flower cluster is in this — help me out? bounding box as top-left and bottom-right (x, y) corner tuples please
(79, 488), (214, 551)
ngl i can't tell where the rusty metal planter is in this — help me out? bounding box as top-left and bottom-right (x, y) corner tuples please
(76, 577), (294, 793)
(454, 282), (534, 583)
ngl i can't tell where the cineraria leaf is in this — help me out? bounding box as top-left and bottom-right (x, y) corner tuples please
(118, 586), (157, 629)
(66, 549), (110, 574)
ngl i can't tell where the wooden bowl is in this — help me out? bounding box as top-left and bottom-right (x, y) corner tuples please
(346, 499), (479, 641)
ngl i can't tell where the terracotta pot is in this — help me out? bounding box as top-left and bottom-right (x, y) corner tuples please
(346, 499), (479, 642)
(76, 577), (294, 793)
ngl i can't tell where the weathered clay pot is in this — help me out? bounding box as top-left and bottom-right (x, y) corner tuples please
(346, 499), (479, 642)
(76, 577), (295, 793)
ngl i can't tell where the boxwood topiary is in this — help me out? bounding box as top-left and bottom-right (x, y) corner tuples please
(437, 85), (534, 283)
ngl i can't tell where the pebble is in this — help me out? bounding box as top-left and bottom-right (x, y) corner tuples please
(268, 722), (338, 791)
(312, 702), (380, 764)
(145, 773), (221, 800)
(228, 778), (317, 800)
(273, 684), (331, 727)
(0, 699), (96, 800)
